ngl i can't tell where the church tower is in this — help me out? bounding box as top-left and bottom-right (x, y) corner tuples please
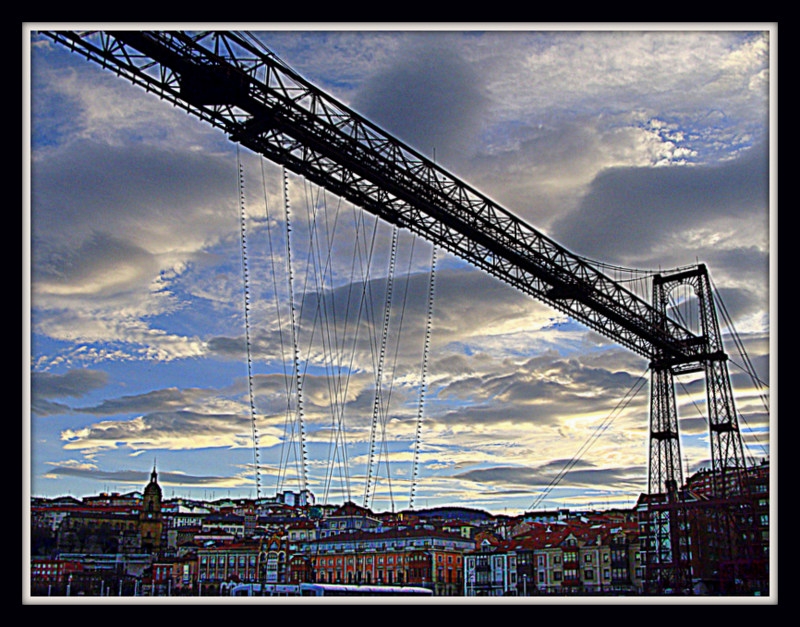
(140, 462), (163, 554)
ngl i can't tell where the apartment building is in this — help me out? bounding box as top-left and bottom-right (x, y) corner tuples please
(464, 520), (643, 596)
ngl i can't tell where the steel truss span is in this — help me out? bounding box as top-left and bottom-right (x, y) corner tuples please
(41, 29), (704, 363)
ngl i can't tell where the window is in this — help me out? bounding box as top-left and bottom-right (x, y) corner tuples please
(584, 554), (592, 563)
(584, 569), (594, 580)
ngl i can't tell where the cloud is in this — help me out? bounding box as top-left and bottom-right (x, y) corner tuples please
(548, 141), (769, 265)
(75, 387), (208, 416)
(59, 409), (278, 453)
(454, 459), (645, 491)
(32, 368), (108, 398)
(43, 460), (242, 488)
(31, 369), (108, 416)
(351, 33), (489, 168)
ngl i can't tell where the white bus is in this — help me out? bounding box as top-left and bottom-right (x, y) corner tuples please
(229, 583), (300, 596)
(299, 583), (433, 597)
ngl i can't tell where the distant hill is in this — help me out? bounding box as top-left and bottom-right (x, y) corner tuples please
(398, 506), (494, 522)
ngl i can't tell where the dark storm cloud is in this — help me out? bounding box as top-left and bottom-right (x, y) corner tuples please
(351, 34), (489, 167)
(32, 368), (108, 398)
(549, 142), (769, 263)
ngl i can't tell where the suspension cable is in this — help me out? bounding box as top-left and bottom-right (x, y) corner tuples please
(237, 149), (261, 501)
(708, 278), (770, 461)
(260, 158), (293, 498)
(300, 180), (353, 506)
(409, 245), (437, 510)
(376, 234), (419, 513)
(322, 204), (371, 504)
(281, 166), (309, 494)
(364, 225), (399, 509)
(710, 278), (770, 408)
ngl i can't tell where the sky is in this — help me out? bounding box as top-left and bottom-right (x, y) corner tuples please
(24, 25), (775, 517)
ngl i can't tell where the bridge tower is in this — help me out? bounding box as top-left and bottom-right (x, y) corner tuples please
(644, 264), (753, 594)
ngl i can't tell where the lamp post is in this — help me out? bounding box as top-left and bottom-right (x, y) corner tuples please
(523, 574), (528, 597)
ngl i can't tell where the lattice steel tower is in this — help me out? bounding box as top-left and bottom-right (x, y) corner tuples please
(645, 264), (752, 593)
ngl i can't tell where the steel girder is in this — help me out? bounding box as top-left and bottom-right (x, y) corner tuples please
(39, 29), (704, 362)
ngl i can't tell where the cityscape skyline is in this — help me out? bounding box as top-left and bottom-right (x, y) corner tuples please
(25, 25), (774, 517)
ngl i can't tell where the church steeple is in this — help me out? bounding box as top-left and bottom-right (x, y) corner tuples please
(140, 460), (163, 554)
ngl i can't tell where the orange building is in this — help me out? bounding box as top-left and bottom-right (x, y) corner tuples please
(304, 526), (473, 596)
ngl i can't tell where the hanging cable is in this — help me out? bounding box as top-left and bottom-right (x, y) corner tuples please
(364, 225), (399, 509)
(322, 204), (371, 505)
(711, 277), (770, 409)
(281, 166), (309, 494)
(326, 208), (381, 504)
(237, 149), (261, 501)
(409, 245), (437, 510)
(376, 234), (419, 514)
(709, 277), (770, 461)
(300, 180), (351, 507)
(259, 157), (293, 499)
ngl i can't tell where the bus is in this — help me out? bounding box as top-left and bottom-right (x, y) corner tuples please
(299, 583), (433, 597)
(229, 583), (301, 596)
